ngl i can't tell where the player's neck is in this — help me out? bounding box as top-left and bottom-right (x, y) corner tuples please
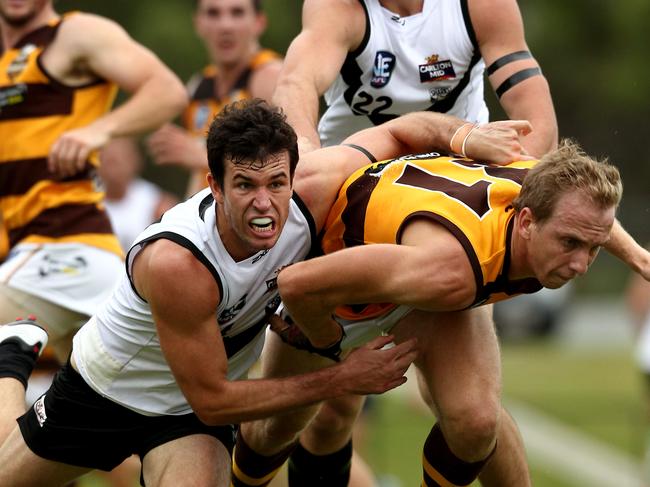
(379, 0), (424, 17)
(214, 44), (259, 97)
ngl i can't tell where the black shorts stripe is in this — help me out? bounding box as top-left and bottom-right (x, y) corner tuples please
(495, 67), (542, 98)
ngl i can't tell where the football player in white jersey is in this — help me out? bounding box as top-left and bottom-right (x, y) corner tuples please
(0, 100), (532, 486)
(274, 0), (556, 159)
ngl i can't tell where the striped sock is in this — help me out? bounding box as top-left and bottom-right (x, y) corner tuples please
(422, 423), (495, 487)
(288, 440), (352, 487)
(231, 433), (296, 487)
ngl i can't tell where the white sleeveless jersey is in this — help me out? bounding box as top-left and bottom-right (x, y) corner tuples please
(318, 0), (489, 146)
(103, 179), (163, 252)
(73, 188), (316, 416)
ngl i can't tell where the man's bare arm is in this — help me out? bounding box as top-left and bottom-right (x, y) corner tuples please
(135, 239), (417, 425)
(295, 112), (531, 231)
(45, 13), (187, 177)
(605, 220), (650, 281)
(278, 221), (476, 348)
(272, 0), (365, 152)
(472, 0), (558, 157)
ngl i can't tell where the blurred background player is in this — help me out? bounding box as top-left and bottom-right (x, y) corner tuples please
(0, 1), (186, 485)
(147, 0), (282, 196)
(0, 0), (186, 362)
(99, 137), (178, 252)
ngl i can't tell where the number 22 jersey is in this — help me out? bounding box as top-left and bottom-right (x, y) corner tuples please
(318, 0), (489, 146)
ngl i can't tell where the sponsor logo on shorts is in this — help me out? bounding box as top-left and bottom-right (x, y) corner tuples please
(419, 54), (456, 83)
(33, 394), (47, 427)
(38, 255), (88, 278)
(370, 51), (396, 88)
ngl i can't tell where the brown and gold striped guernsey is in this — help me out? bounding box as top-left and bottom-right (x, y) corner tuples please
(0, 13), (121, 260)
(322, 154), (543, 320)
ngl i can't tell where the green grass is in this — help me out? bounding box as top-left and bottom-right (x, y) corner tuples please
(357, 339), (646, 486)
(501, 340), (644, 457)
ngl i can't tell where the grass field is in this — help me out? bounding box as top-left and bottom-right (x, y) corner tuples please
(78, 339), (646, 487)
(359, 339), (646, 486)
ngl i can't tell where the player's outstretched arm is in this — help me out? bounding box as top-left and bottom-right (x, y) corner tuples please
(272, 0), (365, 153)
(605, 220), (650, 281)
(136, 240), (416, 426)
(277, 223), (476, 349)
(472, 0), (557, 157)
(47, 13), (187, 177)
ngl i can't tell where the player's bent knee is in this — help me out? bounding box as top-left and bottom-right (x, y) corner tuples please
(308, 396), (365, 436)
(441, 407), (499, 459)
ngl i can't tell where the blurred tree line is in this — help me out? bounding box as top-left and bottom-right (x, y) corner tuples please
(59, 0), (649, 289)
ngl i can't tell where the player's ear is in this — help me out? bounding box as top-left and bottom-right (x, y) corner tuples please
(517, 207), (535, 240)
(253, 9), (267, 37)
(207, 173), (224, 204)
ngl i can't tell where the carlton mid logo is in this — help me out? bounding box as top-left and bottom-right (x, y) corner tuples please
(370, 51), (396, 88)
(419, 54), (456, 83)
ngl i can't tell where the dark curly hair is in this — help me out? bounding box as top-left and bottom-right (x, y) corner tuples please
(206, 99), (299, 189)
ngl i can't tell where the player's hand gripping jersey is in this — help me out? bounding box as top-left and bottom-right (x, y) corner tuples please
(322, 153), (542, 320)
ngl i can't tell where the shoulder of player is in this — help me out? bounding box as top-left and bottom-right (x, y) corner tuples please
(467, 0), (525, 47)
(52, 12), (129, 56)
(302, 0), (366, 47)
(136, 239), (219, 304)
(247, 59), (282, 99)
(294, 145), (364, 230)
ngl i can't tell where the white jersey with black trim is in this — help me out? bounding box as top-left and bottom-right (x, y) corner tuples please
(73, 188), (316, 416)
(318, 0), (489, 146)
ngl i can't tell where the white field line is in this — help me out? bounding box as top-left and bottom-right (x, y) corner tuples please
(508, 399), (641, 487)
(385, 376), (642, 487)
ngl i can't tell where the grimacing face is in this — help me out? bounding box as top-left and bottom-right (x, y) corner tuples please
(209, 151), (292, 262)
(194, 0), (264, 68)
(524, 191), (615, 289)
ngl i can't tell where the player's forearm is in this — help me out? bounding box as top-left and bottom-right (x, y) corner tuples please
(500, 78), (558, 158)
(385, 112), (460, 154)
(273, 79), (322, 150)
(93, 73), (187, 138)
(193, 363), (353, 425)
(605, 220), (650, 280)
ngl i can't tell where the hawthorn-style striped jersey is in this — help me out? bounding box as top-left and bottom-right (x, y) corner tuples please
(0, 14), (120, 260)
(322, 153), (542, 319)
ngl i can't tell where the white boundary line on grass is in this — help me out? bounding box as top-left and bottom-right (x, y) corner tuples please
(508, 399), (642, 487)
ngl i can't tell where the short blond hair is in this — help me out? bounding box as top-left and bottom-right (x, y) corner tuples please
(512, 139), (622, 222)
